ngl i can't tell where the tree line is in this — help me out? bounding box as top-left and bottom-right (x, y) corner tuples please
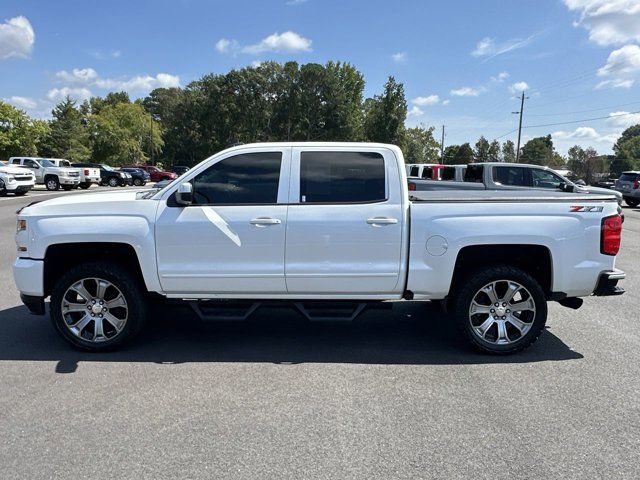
(1, 60), (639, 179)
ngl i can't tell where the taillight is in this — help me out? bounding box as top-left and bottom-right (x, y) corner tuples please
(633, 180), (639, 189)
(84, 169), (89, 176)
(408, 182), (416, 191)
(601, 214), (622, 256)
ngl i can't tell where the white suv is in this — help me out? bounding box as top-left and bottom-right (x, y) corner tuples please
(0, 161), (35, 196)
(8, 157), (81, 191)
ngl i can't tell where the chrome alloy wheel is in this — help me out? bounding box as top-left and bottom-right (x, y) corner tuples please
(61, 278), (128, 343)
(468, 280), (536, 345)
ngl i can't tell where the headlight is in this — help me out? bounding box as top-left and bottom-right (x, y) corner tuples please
(7, 175), (16, 182)
(17, 219), (27, 233)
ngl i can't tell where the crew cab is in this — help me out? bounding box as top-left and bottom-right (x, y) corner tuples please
(0, 161), (35, 196)
(47, 159), (101, 189)
(8, 157), (81, 191)
(408, 162), (624, 203)
(13, 143), (625, 354)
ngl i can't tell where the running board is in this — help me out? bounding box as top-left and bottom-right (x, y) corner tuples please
(188, 300), (261, 321)
(294, 302), (367, 322)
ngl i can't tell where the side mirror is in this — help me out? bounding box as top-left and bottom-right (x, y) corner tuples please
(559, 182), (574, 193)
(175, 182), (193, 206)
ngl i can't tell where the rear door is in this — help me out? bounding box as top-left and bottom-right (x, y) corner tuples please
(285, 147), (404, 295)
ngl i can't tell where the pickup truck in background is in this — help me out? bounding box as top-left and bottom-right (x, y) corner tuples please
(73, 163), (133, 187)
(48, 158), (101, 189)
(0, 161), (35, 196)
(8, 157), (81, 191)
(13, 143), (625, 355)
(408, 162), (624, 203)
(406, 163), (446, 180)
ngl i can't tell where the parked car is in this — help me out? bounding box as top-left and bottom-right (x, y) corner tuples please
(406, 163), (447, 180)
(122, 164), (177, 182)
(592, 177), (617, 189)
(172, 165), (190, 176)
(8, 157), (81, 190)
(613, 171), (640, 208)
(0, 161), (35, 196)
(13, 142), (624, 355)
(73, 163), (133, 187)
(119, 167), (150, 186)
(408, 162), (624, 203)
(48, 158), (101, 189)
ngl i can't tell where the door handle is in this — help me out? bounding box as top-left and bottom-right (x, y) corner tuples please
(366, 217), (398, 225)
(250, 217), (281, 226)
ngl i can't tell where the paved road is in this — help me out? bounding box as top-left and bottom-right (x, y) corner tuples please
(0, 190), (638, 479)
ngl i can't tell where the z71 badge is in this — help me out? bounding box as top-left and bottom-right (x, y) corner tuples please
(569, 205), (604, 212)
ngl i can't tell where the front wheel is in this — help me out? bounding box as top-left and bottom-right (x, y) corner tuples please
(108, 177), (120, 187)
(50, 262), (148, 351)
(452, 265), (547, 354)
(45, 176), (60, 191)
(625, 199), (639, 208)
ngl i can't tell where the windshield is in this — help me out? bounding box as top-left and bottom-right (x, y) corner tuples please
(101, 164), (115, 171)
(39, 159), (55, 167)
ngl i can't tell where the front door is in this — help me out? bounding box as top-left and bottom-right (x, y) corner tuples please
(285, 147), (404, 295)
(155, 148), (291, 295)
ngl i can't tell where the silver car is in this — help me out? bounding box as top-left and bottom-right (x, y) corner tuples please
(614, 171), (640, 208)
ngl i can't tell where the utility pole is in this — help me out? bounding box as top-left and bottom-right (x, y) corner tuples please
(513, 92), (526, 162)
(440, 125), (445, 160)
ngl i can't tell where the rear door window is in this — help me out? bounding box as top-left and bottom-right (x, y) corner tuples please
(300, 151), (386, 203)
(441, 167), (455, 181)
(493, 166), (529, 187)
(619, 173), (639, 182)
(464, 165), (484, 183)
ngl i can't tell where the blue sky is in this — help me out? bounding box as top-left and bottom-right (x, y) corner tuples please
(1, 0), (639, 154)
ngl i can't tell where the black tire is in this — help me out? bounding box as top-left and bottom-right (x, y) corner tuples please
(79, 182), (91, 190)
(108, 177), (120, 187)
(625, 199), (639, 208)
(50, 262), (148, 351)
(133, 178), (142, 186)
(0, 179), (6, 196)
(61, 185), (73, 191)
(14, 191), (27, 196)
(45, 176), (60, 191)
(452, 265), (548, 355)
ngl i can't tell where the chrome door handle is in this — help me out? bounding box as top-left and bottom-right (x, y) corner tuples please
(250, 217), (281, 226)
(366, 217), (398, 225)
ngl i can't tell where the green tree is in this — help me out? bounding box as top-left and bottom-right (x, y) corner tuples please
(403, 124), (440, 163)
(92, 102), (163, 165)
(488, 140), (501, 162)
(613, 125), (640, 155)
(363, 76), (407, 145)
(474, 136), (490, 162)
(567, 145), (604, 183)
(38, 97), (92, 161)
(520, 135), (559, 166)
(443, 143), (473, 164)
(502, 140), (516, 162)
(0, 101), (48, 158)
(611, 125), (640, 175)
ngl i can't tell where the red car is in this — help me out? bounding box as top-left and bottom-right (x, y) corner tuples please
(122, 165), (177, 182)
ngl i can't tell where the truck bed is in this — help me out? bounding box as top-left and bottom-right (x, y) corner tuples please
(409, 189), (619, 203)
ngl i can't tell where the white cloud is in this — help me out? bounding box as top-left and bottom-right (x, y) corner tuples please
(4, 96), (37, 109)
(0, 16), (34, 59)
(471, 34), (536, 59)
(242, 31), (312, 54)
(552, 126), (620, 154)
(492, 71), (510, 82)
(607, 110), (640, 127)
(509, 81), (530, 94)
(46, 87), (93, 103)
(596, 77), (635, 88)
(91, 50), (121, 60)
(286, 0), (308, 5)
(392, 52), (407, 63)
(450, 86), (485, 97)
(442, 99), (450, 105)
(564, 0), (640, 46)
(216, 31), (312, 55)
(596, 44), (640, 88)
(56, 67), (99, 83)
(412, 94), (440, 106)
(54, 68), (180, 93)
(407, 106), (424, 117)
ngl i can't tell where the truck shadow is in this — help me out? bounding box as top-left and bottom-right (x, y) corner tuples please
(0, 301), (583, 373)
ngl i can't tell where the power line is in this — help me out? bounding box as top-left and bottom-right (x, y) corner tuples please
(522, 109), (640, 129)
(526, 100), (640, 117)
(495, 128), (518, 140)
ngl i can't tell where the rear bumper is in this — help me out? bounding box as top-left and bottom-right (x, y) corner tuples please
(593, 269), (625, 296)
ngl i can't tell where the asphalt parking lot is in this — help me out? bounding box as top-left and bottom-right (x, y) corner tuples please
(0, 190), (638, 480)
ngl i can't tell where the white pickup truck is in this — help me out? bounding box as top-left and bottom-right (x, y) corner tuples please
(47, 158), (101, 189)
(8, 157), (81, 190)
(13, 143), (625, 354)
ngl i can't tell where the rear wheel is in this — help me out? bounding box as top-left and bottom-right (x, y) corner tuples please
(14, 190), (27, 196)
(79, 182), (91, 190)
(453, 265), (547, 354)
(61, 185), (73, 191)
(45, 176), (60, 191)
(50, 262), (148, 351)
(625, 199), (639, 208)
(133, 178), (142, 186)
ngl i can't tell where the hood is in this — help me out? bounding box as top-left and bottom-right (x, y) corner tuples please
(578, 185), (623, 200)
(0, 165), (34, 175)
(21, 190), (149, 216)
